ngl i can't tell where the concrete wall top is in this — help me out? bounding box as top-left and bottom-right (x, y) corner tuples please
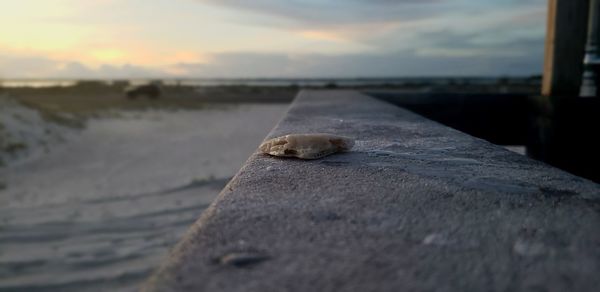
(144, 90), (600, 292)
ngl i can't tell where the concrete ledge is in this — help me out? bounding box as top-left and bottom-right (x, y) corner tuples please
(144, 90), (600, 292)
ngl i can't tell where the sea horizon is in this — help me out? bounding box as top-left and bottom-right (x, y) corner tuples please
(1, 76), (542, 88)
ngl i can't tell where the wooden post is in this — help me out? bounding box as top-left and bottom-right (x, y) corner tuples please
(529, 0), (599, 181)
(580, 0), (600, 97)
(542, 0), (590, 97)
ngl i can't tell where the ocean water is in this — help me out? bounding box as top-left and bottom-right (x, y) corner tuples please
(0, 77), (539, 89)
(0, 104), (288, 291)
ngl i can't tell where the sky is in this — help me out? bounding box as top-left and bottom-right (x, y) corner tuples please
(0, 0), (547, 79)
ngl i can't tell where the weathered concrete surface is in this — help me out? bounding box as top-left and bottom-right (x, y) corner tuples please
(144, 90), (600, 292)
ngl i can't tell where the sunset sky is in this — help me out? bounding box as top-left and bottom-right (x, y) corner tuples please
(0, 0), (547, 79)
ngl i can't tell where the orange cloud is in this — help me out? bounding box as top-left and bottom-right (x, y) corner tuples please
(299, 30), (346, 42)
(90, 48), (126, 63)
(296, 21), (405, 47)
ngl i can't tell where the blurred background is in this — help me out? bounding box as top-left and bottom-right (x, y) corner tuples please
(1, 0), (552, 291)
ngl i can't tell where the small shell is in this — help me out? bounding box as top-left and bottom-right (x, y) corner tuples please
(259, 133), (354, 159)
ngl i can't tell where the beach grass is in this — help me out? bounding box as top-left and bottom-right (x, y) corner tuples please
(3, 82), (296, 127)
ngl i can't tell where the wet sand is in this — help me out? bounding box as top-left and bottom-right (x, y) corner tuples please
(0, 104), (288, 291)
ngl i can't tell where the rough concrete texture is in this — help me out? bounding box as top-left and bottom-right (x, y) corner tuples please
(144, 90), (600, 292)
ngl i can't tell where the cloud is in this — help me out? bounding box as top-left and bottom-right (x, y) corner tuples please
(412, 29), (546, 57)
(169, 47), (542, 78)
(194, 0), (546, 54)
(0, 55), (162, 79)
(193, 0), (451, 34)
(2, 22), (544, 81)
(0, 0), (547, 78)
(191, 0), (463, 49)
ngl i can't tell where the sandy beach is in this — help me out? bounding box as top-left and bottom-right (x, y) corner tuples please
(0, 97), (288, 291)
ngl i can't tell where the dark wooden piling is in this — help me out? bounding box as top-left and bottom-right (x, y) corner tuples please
(529, 0), (599, 182)
(542, 0), (589, 97)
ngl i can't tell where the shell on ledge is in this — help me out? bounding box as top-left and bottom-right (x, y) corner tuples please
(259, 133), (354, 159)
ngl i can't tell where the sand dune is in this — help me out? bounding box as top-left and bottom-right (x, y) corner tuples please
(0, 104), (288, 291)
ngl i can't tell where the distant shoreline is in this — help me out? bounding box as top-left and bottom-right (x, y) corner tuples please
(0, 76), (541, 89)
